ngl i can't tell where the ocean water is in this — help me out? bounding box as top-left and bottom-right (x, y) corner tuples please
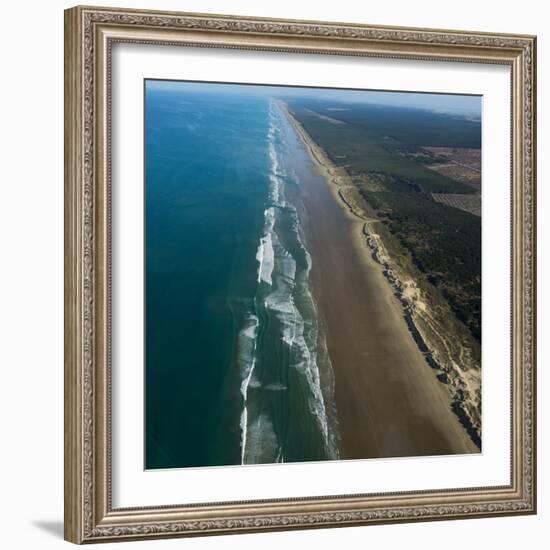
(145, 83), (338, 469)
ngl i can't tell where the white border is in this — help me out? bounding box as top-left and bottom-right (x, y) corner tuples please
(111, 43), (511, 508)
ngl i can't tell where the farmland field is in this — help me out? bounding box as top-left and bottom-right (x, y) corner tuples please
(432, 193), (481, 217)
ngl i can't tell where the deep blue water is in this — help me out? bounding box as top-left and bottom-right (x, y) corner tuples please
(145, 84), (337, 469)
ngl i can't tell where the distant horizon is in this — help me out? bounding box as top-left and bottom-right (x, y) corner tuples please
(146, 79), (482, 118)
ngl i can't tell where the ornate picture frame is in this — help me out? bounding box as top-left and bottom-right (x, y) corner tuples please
(64, 5), (536, 543)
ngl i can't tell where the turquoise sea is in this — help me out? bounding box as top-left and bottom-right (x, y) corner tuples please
(145, 81), (338, 469)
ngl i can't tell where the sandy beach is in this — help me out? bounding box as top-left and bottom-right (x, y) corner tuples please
(280, 102), (478, 459)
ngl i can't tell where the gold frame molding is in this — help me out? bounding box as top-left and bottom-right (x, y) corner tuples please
(64, 5), (537, 544)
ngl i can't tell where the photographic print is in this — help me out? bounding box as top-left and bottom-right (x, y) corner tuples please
(145, 80), (482, 470)
(65, 8), (536, 541)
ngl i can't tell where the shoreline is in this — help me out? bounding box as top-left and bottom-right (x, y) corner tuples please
(278, 100), (479, 457)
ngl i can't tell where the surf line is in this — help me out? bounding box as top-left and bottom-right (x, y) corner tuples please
(240, 109), (281, 465)
(239, 313), (259, 465)
(240, 216), (275, 463)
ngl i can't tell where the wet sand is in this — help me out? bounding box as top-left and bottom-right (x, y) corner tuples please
(282, 104), (478, 459)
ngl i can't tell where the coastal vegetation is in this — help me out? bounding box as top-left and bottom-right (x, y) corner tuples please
(286, 99), (482, 344)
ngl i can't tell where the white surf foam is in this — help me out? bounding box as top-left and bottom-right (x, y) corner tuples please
(256, 208), (276, 285)
(260, 218), (333, 450)
(243, 413), (279, 465)
(240, 99), (339, 464)
(238, 312), (260, 464)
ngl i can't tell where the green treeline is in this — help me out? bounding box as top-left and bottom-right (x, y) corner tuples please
(363, 190), (481, 340)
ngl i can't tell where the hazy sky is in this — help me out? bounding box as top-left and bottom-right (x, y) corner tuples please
(147, 79), (481, 117)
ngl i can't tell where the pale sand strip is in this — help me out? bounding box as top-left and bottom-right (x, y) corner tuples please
(279, 101), (478, 458)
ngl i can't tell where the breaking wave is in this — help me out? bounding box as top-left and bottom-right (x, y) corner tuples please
(236, 100), (339, 465)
